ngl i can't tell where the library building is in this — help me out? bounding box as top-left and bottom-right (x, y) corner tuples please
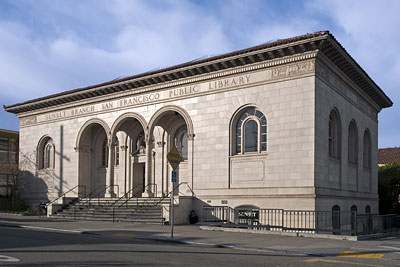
(4, 31), (392, 229)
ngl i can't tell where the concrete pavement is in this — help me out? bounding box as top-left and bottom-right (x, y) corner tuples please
(1, 213), (400, 266)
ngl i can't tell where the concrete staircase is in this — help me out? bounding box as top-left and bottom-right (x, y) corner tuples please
(51, 197), (170, 224)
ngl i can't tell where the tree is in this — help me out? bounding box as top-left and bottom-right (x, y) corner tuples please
(378, 163), (400, 214)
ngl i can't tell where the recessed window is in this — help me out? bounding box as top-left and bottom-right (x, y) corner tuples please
(329, 109), (341, 159)
(235, 107), (267, 154)
(101, 138), (108, 167)
(38, 137), (55, 170)
(363, 130), (371, 169)
(114, 139), (119, 166)
(174, 125), (188, 160)
(131, 131), (145, 155)
(348, 121), (358, 164)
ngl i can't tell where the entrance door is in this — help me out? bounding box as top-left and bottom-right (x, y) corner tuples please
(132, 163), (145, 196)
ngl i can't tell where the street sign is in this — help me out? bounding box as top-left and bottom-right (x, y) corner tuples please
(167, 146), (182, 170)
(171, 170), (177, 183)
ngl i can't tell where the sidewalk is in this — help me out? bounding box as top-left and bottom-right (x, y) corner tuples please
(0, 213), (399, 260)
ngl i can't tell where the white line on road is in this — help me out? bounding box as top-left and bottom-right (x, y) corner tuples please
(20, 225), (82, 233)
(0, 255), (20, 262)
(379, 245), (400, 254)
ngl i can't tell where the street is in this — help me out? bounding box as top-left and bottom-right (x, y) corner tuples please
(1, 214), (400, 266)
(0, 225), (311, 266)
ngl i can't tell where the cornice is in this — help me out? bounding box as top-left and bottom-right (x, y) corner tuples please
(17, 52), (317, 118)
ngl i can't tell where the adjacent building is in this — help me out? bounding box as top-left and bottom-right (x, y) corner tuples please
(378, 147), (400, 166)
(4, 31), (392, 222)
(0, 129), (19, 198)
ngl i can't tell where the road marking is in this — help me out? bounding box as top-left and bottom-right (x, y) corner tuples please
(0, 255), (20, 262)
(304, 258), (383, 267)
(113, 233), (137, 237)
(381, 236), (397, 240)
(20, 225), (82, 233)
(338, 250), (384, 259)
(379, 245), (400, 254)
(379, 245), (400, 250)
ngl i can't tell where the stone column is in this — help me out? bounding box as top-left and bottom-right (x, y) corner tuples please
(187, 133), (195, 195)
(105, 140), (114, 197)
(142, 138), (153, 197)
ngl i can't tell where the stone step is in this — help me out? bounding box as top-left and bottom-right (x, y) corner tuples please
(55, 213), (162, 219)
(53, 215), (163, 223)
(52, 196), (167, 224)
(57, 210), (162, 216)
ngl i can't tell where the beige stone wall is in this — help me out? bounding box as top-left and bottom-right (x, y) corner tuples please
(16, 53), (382, 215)
(314, 57), (379, 213)
(18, 59), (319, 212)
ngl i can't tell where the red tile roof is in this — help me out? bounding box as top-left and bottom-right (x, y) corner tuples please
(378, 147), (400, 164)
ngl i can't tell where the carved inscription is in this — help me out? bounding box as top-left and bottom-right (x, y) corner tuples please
(208, 75), (251, 90)
(169, 85), (199, 97)
(26, 61), (317, 127)
(119, 92), (161, 108)
(71, 105), (95, 116)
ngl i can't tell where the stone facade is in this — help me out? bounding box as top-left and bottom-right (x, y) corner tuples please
(4, 31), (392, 220)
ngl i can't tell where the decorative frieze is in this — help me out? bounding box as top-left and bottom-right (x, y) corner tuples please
(20, 59), (317, 127)
(271, 61), (315, 79)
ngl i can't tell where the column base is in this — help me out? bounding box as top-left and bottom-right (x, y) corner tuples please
(141, 191), (154, 198)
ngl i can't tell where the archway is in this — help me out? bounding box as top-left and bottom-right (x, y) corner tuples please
(110, 113), (148, 197)
(148, 105), (194, 197)
(76, 119), (110, 197)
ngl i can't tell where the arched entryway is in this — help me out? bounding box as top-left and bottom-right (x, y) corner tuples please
(148, 105), (194, 197)
(76, 119), (110, 197)
(110, 113), (148, 197)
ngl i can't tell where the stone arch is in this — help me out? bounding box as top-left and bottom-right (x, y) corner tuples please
(76, 118), (111, 149)
(76, 118), (110, 197)
(329, 107), (342, 159)
(37, 135), (55, 170)
(148, 105), (194, 141)
(110, 112), (148, 140)
(229, 104), (268, 155)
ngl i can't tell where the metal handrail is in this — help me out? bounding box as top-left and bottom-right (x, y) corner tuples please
(109, 183), (144, 207)
(117, 183), (157, 208)
(46, 185), (86, 207)
(143, 182), (188, 210)
(78, 184), (120, 207)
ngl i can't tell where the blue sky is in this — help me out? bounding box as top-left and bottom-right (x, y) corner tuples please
(0, 0), (398, 148)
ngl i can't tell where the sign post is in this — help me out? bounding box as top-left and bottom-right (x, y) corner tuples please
(167, 146), (182, 239)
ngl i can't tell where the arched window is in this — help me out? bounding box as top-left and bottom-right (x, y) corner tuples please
(329, 109), (341, 159)
(363, 130), (371, 169)
(174, 125), (188, 161)
(131, 131), (145, 154)
(38, 137), (55, 170)
(101, 138), (108, 167)
(114, 139), (119, 166)
(365, 205), (371, 214)
(351, 205), (357, 232)
(332, 205), (341, 234)
(235, 107), (267, 154)
(348, 121), (358, 164)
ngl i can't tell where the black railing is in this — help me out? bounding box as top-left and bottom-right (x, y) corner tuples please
(46, 185), (86, 208)
(77, 184), (120, 207)
(201, 206), (400, 235)
(116, 183), (157, 208)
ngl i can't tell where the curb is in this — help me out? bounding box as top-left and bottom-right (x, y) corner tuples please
(200, 225), (359, 241)
(145, 236), (323, 257)
(0, 222), (100, 235)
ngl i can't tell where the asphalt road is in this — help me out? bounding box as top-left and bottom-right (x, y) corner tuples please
(0, 225), (317, 266)
(1, 223), (400, 266)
